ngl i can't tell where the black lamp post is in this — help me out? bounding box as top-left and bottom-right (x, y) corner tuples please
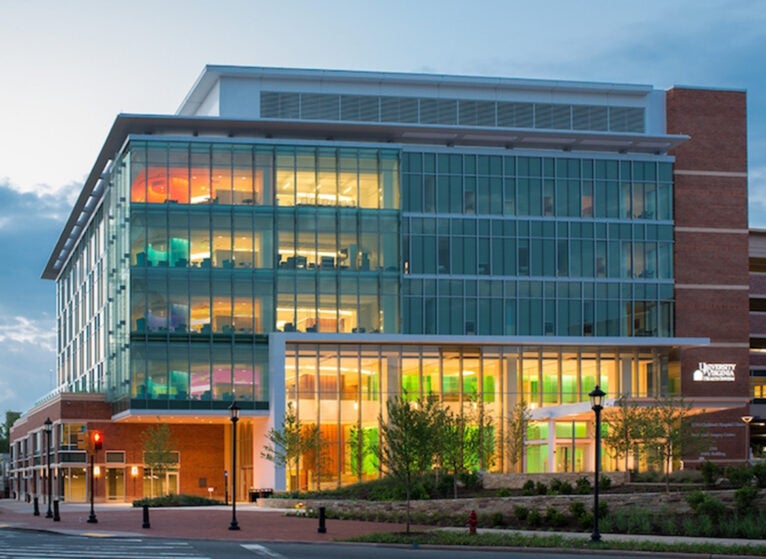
(43, 418), (53, 519)
(228, 401), (240, 531)
(589, 385), (606, 543)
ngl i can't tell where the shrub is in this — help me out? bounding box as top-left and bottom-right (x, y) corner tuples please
(752, 462), (766, 488)
(575, 476), (591, 494)
(544, 507), (567, 528)
(633, 470), (660, 482)
(521, 479), (536, 496)
(726, 465), (754, 488)
(599, 474), (612, 490)
(734, 485), (759, 515)
(668, 469), (703, 484)
(659, 515), (679, 536)
(686, 490), (726, 521)
(577, 511), (594, 530)
(558, 480), (574, 495)
(535, 481), (548, 495)
(624, 508), (652, 534)
(513, 505), (529, 521)
(490, 511), (506, 527)
(132, 494), (222, 507)
(497, 487), (512, 497)
(701, 460), (722, 486)
(459, 471), (482, 490)
(597, 501), (609, 520)
(568, 501), (586, 519)
(527, 509), (542, 527)
(548, 478), (562, 493)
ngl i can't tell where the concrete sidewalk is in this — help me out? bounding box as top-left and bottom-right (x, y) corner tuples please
(0, 499), (416, 541)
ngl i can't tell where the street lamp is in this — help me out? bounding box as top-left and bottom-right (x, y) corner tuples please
(43, 418), (53, 519)
(589, 385), (606, 543)
(742, 415), (754, 464)
(228, 401), (240, 531)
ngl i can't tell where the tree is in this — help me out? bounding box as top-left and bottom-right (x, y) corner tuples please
(140, 423), (177, 496)
(0, 411), (21, 453)
(441, 406), (470, 498)
(603, 396), (648, 472)
(261, 402), (320, 491)
(465, 398), (495, 472)
(348, 425), (379, 482)
(377, 395), (442, 533)
(505, 401), (530, 473)
(642, 396), (695, 492)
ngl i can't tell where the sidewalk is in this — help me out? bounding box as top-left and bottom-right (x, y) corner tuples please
(0, 499), (417, 542)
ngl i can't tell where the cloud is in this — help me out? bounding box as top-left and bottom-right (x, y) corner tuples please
(0, 180), (71, 412)
(0, 180), (76, 316)
(0, 315), (57, 411)
(0, 315), (57, 353)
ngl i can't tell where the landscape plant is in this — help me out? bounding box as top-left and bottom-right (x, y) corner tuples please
(261, 402), (321, 491)
(377, 395), (443, 533)
(140, 423), (178, 496)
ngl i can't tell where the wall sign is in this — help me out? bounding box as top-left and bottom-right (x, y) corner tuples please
(692, 362), (736, 382)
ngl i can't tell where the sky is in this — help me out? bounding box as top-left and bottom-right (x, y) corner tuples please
(0, 0), (765, 415)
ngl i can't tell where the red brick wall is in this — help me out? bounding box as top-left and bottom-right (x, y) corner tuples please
(9, 395), (228, 503)
(88, 421), (226, 500)
(665, 88), (747, 172)
(667, 87), (749, 405)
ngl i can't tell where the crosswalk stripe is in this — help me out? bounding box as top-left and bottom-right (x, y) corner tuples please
(241, 543), (288, 559)
(0, 533), (211, 559)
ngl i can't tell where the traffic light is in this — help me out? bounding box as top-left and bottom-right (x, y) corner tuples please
(92, 430), (103, 451)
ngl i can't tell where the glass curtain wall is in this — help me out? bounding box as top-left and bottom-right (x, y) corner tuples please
(285, 342), (669, 487)
(402, 152), (674, 337)
(122, 140), (400, 409)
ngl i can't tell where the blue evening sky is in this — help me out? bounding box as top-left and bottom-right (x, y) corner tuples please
(0, 0), (764, 412)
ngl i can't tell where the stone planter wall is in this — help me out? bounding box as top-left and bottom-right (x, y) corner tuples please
(258, 489), (743, 519)
(481, 471), (630, 489)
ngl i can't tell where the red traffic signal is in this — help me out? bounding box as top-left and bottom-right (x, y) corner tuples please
(92, 431), (103, 450)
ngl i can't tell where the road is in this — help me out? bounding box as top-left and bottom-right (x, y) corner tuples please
(0, 528), (644, 559)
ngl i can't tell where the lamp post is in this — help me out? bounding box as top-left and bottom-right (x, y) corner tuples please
(742, 415), (754, 464)
(43, 418), (53, 519)
(228, 401), (240, 531)
(589, 385), (606, 543)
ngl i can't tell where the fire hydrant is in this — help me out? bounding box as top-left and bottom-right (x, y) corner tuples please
(467, 509), (478, 535)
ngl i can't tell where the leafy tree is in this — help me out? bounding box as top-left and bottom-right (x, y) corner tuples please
(0, 411), (21, 453)
(603, 396), (649, 472)
(348, 425), (378, 481)
(140, 423), (178, 496)
(261, 402), (320, 491)
(441, 406), (470, 498)
(505, 401), (530, 473)
(377, 395), (442, 533)
(467, 399), (495, 472)
(642, 396), (695, 492)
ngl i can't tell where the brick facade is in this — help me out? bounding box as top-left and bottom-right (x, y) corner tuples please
(666, 87), (750, 454)
(9, 394), (228, 503)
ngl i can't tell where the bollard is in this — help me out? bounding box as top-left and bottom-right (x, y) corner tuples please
(317, 506), (327, 534)
(53, 500), (60, 522)
(33, 497), (40, 517)
(142, 504), (151, 529)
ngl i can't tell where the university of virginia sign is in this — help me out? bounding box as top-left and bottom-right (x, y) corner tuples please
(692, 362), (736, 382)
